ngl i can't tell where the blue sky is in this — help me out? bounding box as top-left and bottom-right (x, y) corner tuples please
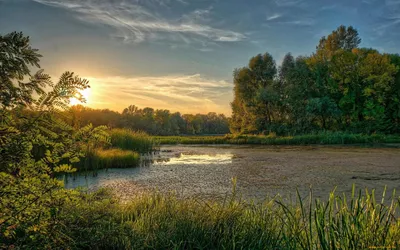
(1, 0), (399, 114)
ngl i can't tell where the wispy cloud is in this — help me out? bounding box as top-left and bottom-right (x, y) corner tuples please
(85, 74), (232, 114)
(266, 13), (282, 21)
(372, 1), (400, 36)
(274, 0), (303, 7)
(279, 18), (315, 26)
(320, 4), (337, 11)
(374, 18), (400, 36)
(32, 0), (245, 45)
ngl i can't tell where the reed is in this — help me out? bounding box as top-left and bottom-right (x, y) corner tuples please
(110, 128), (156, 153)
(154, 132), (400, 146)
(14, 185), (400, 249)
(58, 185), (400, 249)
(75, 148), (140, 171)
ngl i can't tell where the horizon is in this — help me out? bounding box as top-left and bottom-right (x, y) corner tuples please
(1, 0), (400, 115)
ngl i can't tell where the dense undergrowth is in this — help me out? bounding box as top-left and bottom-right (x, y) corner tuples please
(154, 132), (400, 146)
(2, 185), (399, 249)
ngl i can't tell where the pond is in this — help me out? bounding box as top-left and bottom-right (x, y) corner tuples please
(62, 145), (400, 201)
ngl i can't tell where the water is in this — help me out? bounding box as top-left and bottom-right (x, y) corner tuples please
(62, 145), (400, 201)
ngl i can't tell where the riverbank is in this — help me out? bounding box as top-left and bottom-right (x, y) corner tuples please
(153, 132), (400, 146)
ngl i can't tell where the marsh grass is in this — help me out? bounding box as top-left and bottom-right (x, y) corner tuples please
(153, 135), (227, 145)
(154, 132), (400, 146)
(59, 184), (400, 249)
(110, 129), (156, 153)
(75, 148), (140, 171)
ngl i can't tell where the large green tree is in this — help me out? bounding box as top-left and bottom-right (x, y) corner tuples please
(231, 25), (399, 135)
(231, 53), (278, 133)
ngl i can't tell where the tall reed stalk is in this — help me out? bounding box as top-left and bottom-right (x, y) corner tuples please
(110, 129), (156, 153)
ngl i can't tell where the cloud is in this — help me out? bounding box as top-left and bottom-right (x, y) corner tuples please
(266, 13), (282, 21)
(32, 0), (245, 45)
(279, 18), (315, 26)
(320, 4), (337, 11)
(274, 0), (303, 7)
(373, 18), (400, 36)
(85, 74), (233, 114)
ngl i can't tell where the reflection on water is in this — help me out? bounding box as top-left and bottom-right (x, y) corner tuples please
(62, 149), (235, 193)
(159, 153), (233, 165)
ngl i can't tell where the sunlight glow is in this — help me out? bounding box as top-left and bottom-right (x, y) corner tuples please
(69, 88), (91, 106)
(161, 153), (234, 165)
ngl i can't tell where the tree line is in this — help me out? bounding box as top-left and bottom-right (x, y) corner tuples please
(231, 25), (400, 135)
(69, 105), (230, 135)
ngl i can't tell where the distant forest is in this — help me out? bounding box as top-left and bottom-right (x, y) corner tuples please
(231, 25), (400, 135)
(68, 105), (230, 135)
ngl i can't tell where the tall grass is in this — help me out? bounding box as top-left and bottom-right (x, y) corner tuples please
(75, 148), (140, 171)
(9, 183), (400, 249)
(153, 135), (227, 145)
(52, 185), (400, 249)
(110, 129), (156, 153)
(154, 132), (400, 146)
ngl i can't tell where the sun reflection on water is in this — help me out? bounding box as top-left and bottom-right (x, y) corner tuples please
(160, 153), (234, 165)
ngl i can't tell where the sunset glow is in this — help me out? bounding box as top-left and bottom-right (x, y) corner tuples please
(69, 88), (91, 106)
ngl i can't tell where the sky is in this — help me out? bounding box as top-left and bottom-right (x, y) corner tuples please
(1, 0), (400, 115)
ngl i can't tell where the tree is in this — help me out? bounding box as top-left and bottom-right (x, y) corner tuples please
(231, 25), (399, 135)
(0, 32), (50, 109)
(0, 32), (108, 247)
(230, 53), (278, 133)
(386, 54), (400, 133)
(306, 97), (341, 129)
(315, 25), (361, 61)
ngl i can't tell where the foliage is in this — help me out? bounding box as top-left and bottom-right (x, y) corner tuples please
(231, 25), (400, 135)
(0, 31), (108, 247)
(68, 104), (230, 135)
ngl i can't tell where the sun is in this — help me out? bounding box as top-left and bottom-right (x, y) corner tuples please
(69, 88), (91, 106)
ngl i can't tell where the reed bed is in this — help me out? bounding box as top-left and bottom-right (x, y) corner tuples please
(110, 129), (156, 153)
(153, 135), (227, 145)
(75, 148), (140, 171)
(54, 185), (400, 249)
(154, 132), (400, 146)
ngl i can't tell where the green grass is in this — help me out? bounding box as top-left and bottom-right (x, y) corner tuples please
(110, 128), (156, 153)
(33, 185), (400, 249)
(72, 129), (156, 172)
(154, 132), (400, 146)
(153, 135), (227, 145)
(75, 148), (140, 171)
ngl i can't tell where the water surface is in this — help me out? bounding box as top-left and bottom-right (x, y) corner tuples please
(63, 145), (400, 201)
